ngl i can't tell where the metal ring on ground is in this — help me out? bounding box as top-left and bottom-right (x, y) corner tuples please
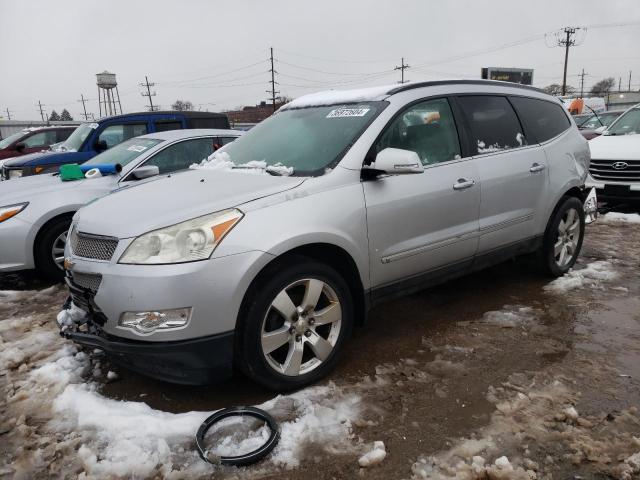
(195, 406), (280, 467)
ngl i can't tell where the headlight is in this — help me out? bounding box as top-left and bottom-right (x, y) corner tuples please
(118, 209), (243, 264)
(8, 169), (23, 179)
(119, 308), (191, 335)
(0, 203), (28, 223)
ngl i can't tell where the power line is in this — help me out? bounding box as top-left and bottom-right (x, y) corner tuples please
(140, 76), (157, 111)
(158, 60), (268, 86)
(394, 57), (410, 84)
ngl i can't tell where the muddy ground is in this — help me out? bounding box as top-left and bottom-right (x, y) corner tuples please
(1, 215), (639, 479)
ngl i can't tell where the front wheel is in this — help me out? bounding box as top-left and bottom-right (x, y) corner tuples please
(34, 216), (72, 282)
(539, 196), (585, 277)
(236, 258), (354, 391)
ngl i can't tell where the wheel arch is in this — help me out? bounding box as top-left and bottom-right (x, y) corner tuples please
(32, 211), (76, 263)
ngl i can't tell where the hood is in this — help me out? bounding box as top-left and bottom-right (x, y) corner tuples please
(0, 172), (114, 206)
(76, 169), (305, 238)
(589, 134), (640, 161)
(5, 150), (62, 168)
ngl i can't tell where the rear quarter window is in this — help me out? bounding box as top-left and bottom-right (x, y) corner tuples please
(188, 116), (230, 129)
(510, 97), (570, 143)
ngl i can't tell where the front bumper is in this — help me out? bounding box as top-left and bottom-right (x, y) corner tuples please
(0, 215), (34, 272)
(586, 179), (640, 204)
(57, 304), (235, 385)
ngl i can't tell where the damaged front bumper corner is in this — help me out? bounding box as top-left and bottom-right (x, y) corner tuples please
(584, 187), (598, 224)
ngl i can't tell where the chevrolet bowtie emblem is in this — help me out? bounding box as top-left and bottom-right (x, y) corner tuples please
(63, 258), (75, 271)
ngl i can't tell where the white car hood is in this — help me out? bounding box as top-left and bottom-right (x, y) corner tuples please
(589, 134), (640, 161)
(76, 169), (305, 238)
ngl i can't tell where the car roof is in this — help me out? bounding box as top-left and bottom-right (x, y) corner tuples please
(282, 79), (546, 110)
(93, 110), (228, 122)
(19, 125), (77, 132)
(133, 128), (244, 141)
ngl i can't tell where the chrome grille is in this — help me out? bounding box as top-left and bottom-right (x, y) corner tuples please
(70, 230), (118, 261)
(70, 271), (102, 292)
(590, 159), (640, 182)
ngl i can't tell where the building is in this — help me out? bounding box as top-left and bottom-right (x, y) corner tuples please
(605, 91), (640, 111)
(225, 101), (287, 127)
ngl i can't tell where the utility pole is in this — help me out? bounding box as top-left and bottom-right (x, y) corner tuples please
(578, 69), (587, 98)
(77, 94), (90, 120)
(556, 27), (581, 96)
(37, 101), (46, 122)
(140, 76), (157, 111)
(266, 47), (279, 112)
(629, 71), (632, 91)
(618, 77), (622, 92)
(394, 57), (410, 84)
(5, 108), (12, 120)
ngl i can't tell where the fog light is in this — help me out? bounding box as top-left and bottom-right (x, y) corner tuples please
(119, 307), (191, 335)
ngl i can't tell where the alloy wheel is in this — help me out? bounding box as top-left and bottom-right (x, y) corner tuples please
(261, 278), (342, 377)
(51, 231), (67, 270)
(554, 207), (581, 268)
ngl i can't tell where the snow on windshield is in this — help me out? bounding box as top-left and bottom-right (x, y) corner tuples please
(282, 84), (395, 110)
(191, 150), (294, 176)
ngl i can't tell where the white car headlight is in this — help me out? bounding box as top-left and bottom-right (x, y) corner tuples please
(0, 202), (28, 223)
(118, 209), (243, 265)
(8, 169), (23, 179)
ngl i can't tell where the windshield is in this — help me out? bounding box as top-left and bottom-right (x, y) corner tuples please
(83, 137), (163, 168)
(60, 123), (95, 151)
(580, 112), (620, 129)
(0, 131), (27, 149)
(211, 102), (385, 176)
(606, 108), (640, 136)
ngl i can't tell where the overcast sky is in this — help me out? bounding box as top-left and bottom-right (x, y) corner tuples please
(1, 0), (639, 120)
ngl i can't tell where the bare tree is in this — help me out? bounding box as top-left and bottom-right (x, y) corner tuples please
(543, 83), (575, 96)
(171, 100), (194, 111)
(590, 78), (616, 96)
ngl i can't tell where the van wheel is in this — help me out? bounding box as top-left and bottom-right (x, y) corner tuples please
(34, 216), (72, 282)
(539, 196), (585, 277)
(236, 257), (353, 391)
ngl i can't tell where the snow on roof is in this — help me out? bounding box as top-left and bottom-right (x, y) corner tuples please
(281, 84), (397, 109)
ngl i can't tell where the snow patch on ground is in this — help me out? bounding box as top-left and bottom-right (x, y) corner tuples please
(544, 260), (617, 293)
(481, 305), (536, 328)
(601, 212), (640, 224)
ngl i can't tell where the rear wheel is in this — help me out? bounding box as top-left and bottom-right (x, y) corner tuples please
(34, 216), (72, 282)
(539, 196), (585, 277)
(236, 258), (353, 391)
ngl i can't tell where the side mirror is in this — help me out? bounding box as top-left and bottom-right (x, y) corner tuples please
(94, 139), (108, 152)
(15, 142), (26, 152)
(131, 165), (160, 180)
(370, 148), (424, 175)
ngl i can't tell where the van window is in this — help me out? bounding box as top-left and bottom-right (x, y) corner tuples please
(143, 137), (215, 174)
(510, 97), (570, 143)
(189, 117), (230, 129)
(375, 98), (461, 165)
(457, 96), (526, 155)
(154, 121), (183, 132)
(98, 123), (148, 148)
(56, 129), (75, 142)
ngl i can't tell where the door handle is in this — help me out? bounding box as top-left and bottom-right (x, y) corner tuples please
(453, 178), (476, 190)
(529, 163), (546, 173)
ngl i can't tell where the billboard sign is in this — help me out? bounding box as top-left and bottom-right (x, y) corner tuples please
(481, 67), (533, 85)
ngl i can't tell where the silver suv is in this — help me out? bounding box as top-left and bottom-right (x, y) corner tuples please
(58, 80), (591, 391)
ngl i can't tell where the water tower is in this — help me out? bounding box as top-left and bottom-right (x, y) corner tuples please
(96, 71), (123, 117)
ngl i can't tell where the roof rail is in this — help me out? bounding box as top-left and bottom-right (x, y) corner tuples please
(387, 79), (545, 96)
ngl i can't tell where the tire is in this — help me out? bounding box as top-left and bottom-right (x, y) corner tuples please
(539, 196), (585, 277)
(34, 216), (72, 282)
(236, 256), (354, 391)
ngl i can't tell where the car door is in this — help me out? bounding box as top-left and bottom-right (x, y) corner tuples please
(363, 97), (481, 292)
(455, 95), (548, 254)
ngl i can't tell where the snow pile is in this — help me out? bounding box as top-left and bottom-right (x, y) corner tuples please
(190, 151), (293, 176)
(282, 84), (396, 109)
(477, 140), (505, 153)
(601, 212), (640, 224)
(481, 305), (537, 329)
(544, 260), (617, 293)
(358, 441), (386, 467)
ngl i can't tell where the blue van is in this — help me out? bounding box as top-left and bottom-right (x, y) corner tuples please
(1, 111), (229, 180)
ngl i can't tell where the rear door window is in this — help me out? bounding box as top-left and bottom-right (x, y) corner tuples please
(154, 121), (183, 132)
(98, 123), (148, 148)
(23, 130), (58, 147)
(509, 97), (570, 143)
(457, 96), (526, 155)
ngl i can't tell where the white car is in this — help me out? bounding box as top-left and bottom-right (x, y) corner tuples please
(0, 129), (242, 280)
(587, 104), (640, 205)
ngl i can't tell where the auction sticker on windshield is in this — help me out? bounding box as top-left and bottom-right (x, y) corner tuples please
(326, 107), (371, 118)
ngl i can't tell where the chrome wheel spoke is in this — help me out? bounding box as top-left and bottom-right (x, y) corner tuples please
(261, 325), (291, 354)
(558, 245), (567, 266)
(312, 302), (341, 326)
(272, 290), (297, 320)
(558, 219), (567, 233)
(301, 279), (324, 311)
(554, 238), (564, 257)
(282, 339), (304, 376)
(306, 330), (333, 361)
(51, 232), (68, 270)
